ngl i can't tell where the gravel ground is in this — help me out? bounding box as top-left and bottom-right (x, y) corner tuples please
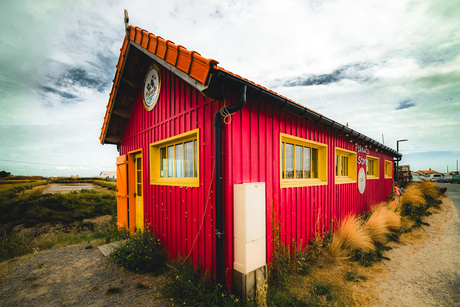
(0, 244), (168, 307)
(375, 197), (460, 306)
(1, 197), (458, 306)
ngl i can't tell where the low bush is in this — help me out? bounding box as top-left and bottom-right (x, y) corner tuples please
(110, 230), (166, 275)
(162, 260), (245, 306)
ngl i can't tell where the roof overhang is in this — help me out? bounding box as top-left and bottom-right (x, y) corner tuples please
(100, 25), (401, 159)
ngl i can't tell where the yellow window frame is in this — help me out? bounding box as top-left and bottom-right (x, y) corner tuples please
(280, 133), (328, 188)
(384, 160), (393, 179)
(150, 129), (200, 187)
(335, 147), (357, 184)
(367, 155), (379, 179)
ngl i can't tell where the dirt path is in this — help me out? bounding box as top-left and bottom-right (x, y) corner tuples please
(375, 198), (460, 306)
(38, 183), (111, 194)
(1, 198), (458, 306)
(0, 244), (167, 306)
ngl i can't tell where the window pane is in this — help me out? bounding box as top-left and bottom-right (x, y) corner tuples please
(137, 183), (142, 197)
(311, 148), (318, 178)
(295, 146), (302, 178)
(281, 142), (285, 179)
(303, 147), (311, 178)
(194, 140), (197, 177)
(160, 147), (167, 177)
(184, 141), (193, 177)
(285, 143), (294, 179)
(167, 146), (174, 177)
(335, 154), (339, 176)
(175, 144), (183, 178)
(341, 156), (348, 176)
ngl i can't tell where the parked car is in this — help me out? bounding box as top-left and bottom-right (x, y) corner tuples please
(426, 173), (443, 182)
(438, 176), (452, 183)
(451, 174), (460, 184)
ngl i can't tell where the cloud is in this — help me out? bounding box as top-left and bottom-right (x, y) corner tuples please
(281, 63), (374, 87)
(396, 99), (416, 110)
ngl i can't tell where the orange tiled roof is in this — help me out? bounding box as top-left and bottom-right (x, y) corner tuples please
(100, 26), (219, 143)
(99, 26), (399, 158)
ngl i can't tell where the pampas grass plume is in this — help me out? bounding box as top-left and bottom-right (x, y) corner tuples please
(329, 214), (373, 257)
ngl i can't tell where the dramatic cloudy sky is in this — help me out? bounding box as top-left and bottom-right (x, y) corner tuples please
(1, 0), (459, 177)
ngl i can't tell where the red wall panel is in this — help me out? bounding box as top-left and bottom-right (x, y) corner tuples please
(119, 67), (218, 276)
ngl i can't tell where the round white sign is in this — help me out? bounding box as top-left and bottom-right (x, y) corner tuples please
(143, 63), (161, 111)
(358, 167), (366, 194)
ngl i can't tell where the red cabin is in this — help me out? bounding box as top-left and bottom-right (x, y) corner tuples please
(100, 25), (401, 290)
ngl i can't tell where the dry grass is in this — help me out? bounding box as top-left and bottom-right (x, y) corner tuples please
(418, 181), (439, 200)
(401, 184), (425, 207)
(364, 206), (391, 244)
(329, 215), (373, 257)
(371, 203), (401, 232)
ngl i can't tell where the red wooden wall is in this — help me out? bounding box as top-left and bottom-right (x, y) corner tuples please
(118, 67), (394, 287)
(119, 67), (219, 275)
(221, 94), (394, 285)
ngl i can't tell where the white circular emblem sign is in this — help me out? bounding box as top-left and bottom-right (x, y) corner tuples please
(143, 63), (161, 111)
(358, 167), (366, 194)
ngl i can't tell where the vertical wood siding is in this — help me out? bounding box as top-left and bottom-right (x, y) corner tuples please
(222, 95), (394, 286)
(117, 69), (394, 287)
(119, 67), (219, 275)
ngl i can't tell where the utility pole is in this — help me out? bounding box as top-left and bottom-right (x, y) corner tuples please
(396, 139), (408, 183)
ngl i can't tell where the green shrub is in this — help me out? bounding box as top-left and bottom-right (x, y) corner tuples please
(110, 230), (165, 275)
(162, 260), (244, 306)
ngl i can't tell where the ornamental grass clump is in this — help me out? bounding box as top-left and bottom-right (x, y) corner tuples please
(329, 214), (373, 258)
(364, 206), (391, 244)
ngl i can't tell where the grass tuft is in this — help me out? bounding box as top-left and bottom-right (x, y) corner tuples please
(329, 214), (373, 258)
(364, 205), (391, 244)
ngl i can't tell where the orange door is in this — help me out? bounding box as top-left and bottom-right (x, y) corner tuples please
(116, 155), (129, 229)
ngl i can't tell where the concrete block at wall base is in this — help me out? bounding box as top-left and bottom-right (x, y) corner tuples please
(233, 265), (267, 306)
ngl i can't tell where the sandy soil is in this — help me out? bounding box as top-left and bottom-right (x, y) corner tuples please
(375, 198), (460, 306)
(0, 244), (168, 307)
(1, 198), (458, 306)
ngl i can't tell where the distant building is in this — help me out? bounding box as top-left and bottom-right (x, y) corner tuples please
(417, 169), (442, 176)
(98, 171), (116, 180)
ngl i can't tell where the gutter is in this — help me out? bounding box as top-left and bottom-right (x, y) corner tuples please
(208, 70), (402, 159)
(214, 84), (247, 286)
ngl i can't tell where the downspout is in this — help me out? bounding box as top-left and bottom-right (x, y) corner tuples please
(214, 84), (247, 285)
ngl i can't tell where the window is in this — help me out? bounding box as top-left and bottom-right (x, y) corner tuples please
(367, 155), (379, 179)
(384, 160), (393, 179)
(335, 147), (357, 183)
(280, 133), (327, 187)
(150, 129), (199, 187)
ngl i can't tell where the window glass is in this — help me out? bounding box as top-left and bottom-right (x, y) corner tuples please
(175, 144), (183, 178)
(160, 147), (167, 177)
(341, 156), (349, 176)
(285, 143), (294, 179)
(280, 134), (327, 187)
(295, 145), (303, 179)
(304, 147), (311, 178)
(281, 142), (285, 178)
(167, 146), (174, 178)
(150, 129), (200, 187)
(311, 148), (318, 178)
(184, 141), (193, 177)
(194, 140), (197, 178)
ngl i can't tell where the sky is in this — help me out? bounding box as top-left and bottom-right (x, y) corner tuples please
(0, 0), (459, 177)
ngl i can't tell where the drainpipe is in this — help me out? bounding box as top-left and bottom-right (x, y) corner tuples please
(214, 84), (247, 286)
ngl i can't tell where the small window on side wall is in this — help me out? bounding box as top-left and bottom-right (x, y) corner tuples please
(280, 133), (327, 188)
(384, 160), (393, 179)
(335, 147), (357, 184)
(151, 129), (199, 187)
(367, 155), (379, 179)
